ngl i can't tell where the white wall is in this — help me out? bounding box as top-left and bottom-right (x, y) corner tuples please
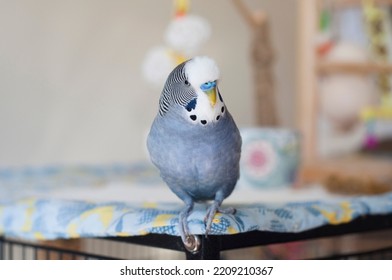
(0, 0), (297, 166)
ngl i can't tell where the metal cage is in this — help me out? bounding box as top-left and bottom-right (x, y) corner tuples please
(2, 213), (392, 260)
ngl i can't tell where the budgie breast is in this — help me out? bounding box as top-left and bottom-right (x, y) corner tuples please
(147, 110), (242, 201)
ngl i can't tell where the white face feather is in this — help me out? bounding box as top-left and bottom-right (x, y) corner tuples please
(184, 56), (220, 86)
(183, 56), (225, 125)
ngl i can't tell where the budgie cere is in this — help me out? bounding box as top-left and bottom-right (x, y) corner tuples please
(147, 56), (242, 247)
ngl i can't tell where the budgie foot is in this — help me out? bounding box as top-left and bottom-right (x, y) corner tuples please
(204, 201), (236, 236)
(178, 202), (201, 252)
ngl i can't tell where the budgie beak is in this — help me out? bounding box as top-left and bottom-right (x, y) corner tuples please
(200, 81), (217, 107)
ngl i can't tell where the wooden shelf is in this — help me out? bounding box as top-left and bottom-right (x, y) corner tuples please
(297, 0), (392, 191)
(318, 62), (392, 75)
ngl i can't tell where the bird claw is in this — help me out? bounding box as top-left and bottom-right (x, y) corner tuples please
(178, 208), (201, 253)
(179, 217), (190, 245)
(177, 200), (236, 250)
(178, 203), (196, 248)
(204, 203), (236, 237)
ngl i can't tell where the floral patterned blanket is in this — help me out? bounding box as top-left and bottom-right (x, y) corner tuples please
(1, 163), (391, 240)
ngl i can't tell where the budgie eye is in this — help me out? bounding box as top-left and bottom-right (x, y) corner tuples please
(184, 80), (190, 86)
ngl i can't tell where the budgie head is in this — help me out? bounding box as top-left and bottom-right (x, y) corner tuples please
(158, 56), (226, 126)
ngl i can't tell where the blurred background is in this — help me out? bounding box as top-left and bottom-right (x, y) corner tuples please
(2, 0), (391, 188)
(0, 0), (296, 167)
(1, 0), (392, 260)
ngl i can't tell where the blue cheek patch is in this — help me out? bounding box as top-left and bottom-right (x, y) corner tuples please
(185, 98), (197, 112)
(200, 81), (217, 91)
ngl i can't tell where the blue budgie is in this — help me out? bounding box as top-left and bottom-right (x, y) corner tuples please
(147, 56), (242, 248)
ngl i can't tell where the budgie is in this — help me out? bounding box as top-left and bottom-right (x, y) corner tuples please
(147, 56), (242, 247)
